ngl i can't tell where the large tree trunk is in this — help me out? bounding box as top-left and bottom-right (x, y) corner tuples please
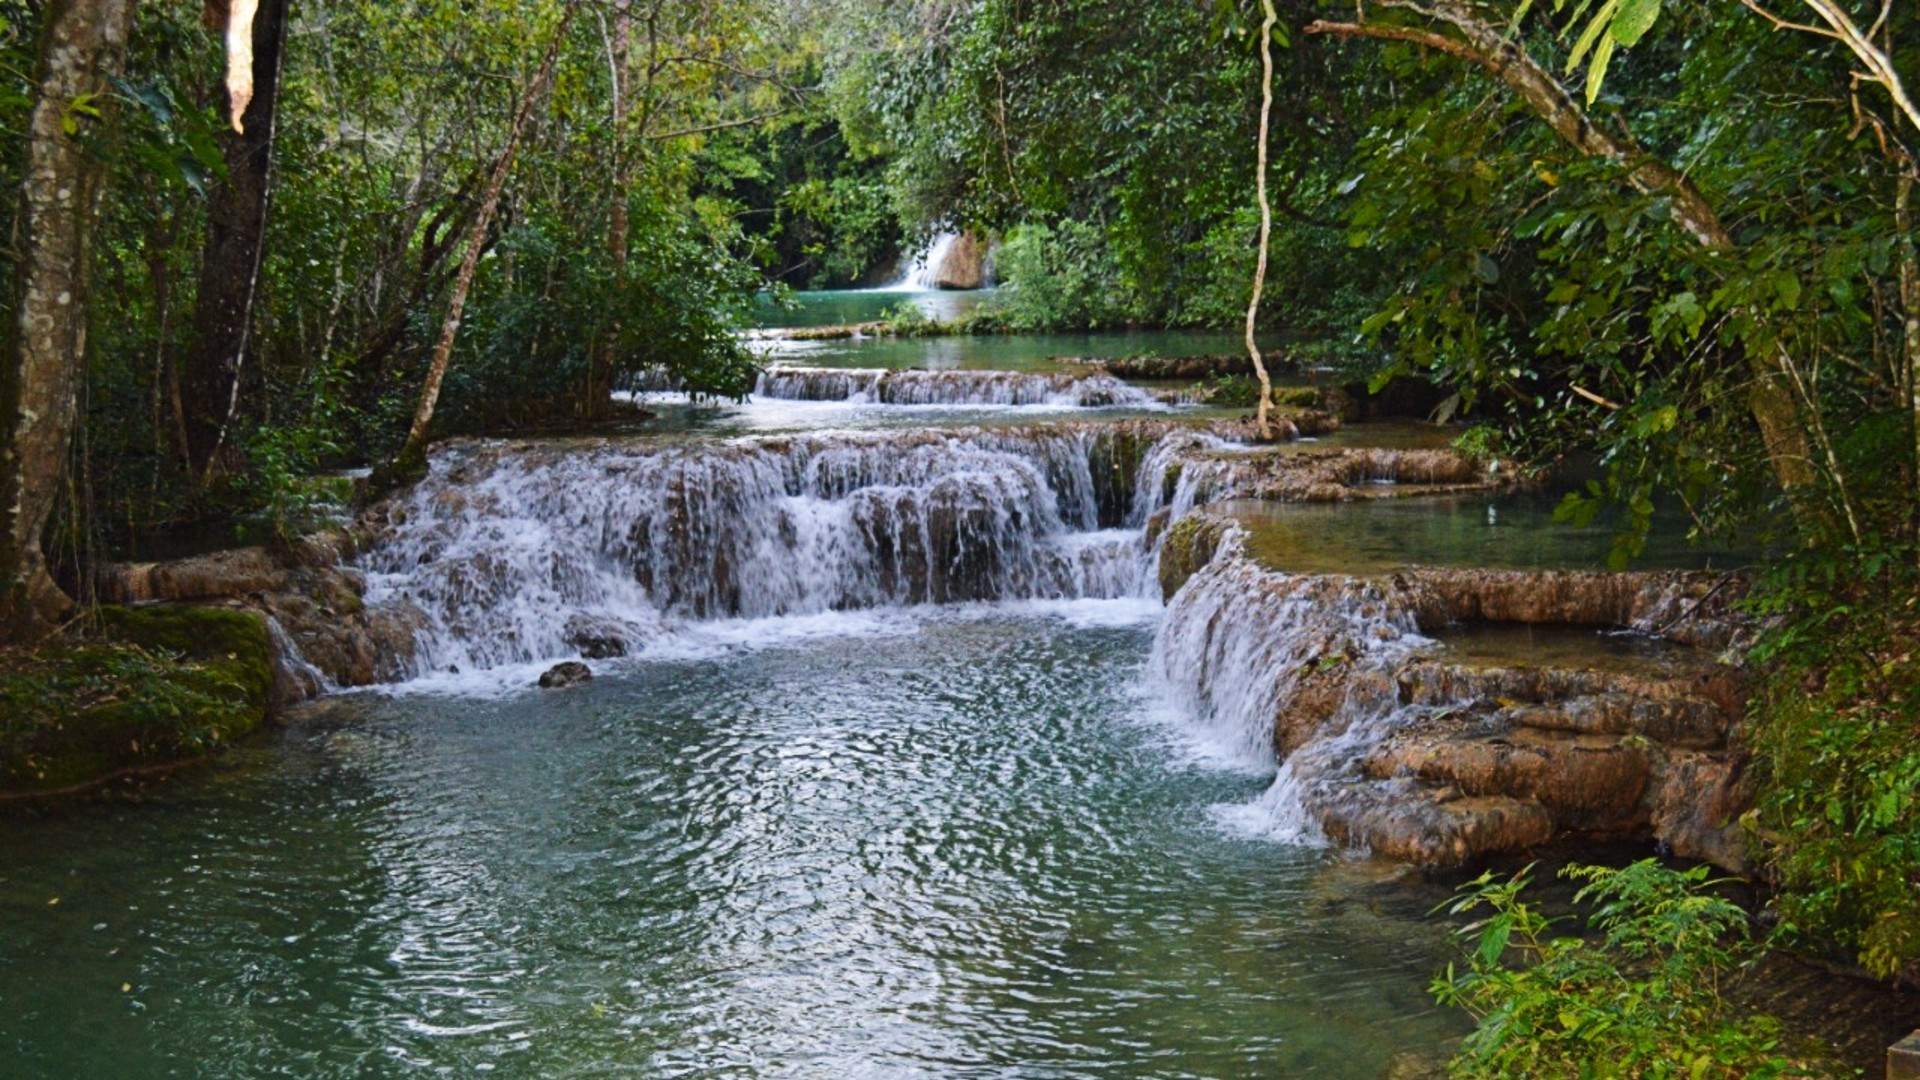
(0, 0), (141, 641)
(1306, 1), (1822, 514)
(181, 0), (289, 479)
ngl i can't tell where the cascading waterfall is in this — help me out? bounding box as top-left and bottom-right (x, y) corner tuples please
(753, 367), (1163, 408)
(334, 414), (1500, 855)
(1128, 430), (1241, 525)
(360, 427), (1174, 675)
(1149, 526), (1435, 842)
(894, 231), (962, 290)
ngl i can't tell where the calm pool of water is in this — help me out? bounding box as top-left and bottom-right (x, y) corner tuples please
(1222, 490), (1755, 576)
(0, 609), (1464, 1078)
(753, 290), (1247, 374)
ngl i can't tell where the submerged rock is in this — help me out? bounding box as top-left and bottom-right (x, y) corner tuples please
(538, 661), (592, 689)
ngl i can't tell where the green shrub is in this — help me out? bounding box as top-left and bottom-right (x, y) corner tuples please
(0, 607), (270, 793)
(980, 220), (1132, 331)
(1743, 549), (1920, 980)
(1432, 860), (1825, 1079)
(878, 301), (951, 338)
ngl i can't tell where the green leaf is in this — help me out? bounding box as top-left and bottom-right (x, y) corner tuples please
(1565, 0), (1619, 74)
(1585, 34), (1617, 105)
(1610, 0), (1662, 47)
(1772, 271), (1802, 310)
(1478, 915), (1514, 964)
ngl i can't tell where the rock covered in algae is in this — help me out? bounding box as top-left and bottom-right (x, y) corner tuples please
(538, 661), (593, 689)
(0, 606), (276, 798)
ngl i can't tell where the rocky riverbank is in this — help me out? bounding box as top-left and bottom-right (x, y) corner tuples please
(1154, 512), (1754, 871)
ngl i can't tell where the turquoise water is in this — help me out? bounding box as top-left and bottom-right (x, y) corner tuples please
(754, 288), (990, 328)
(0, 612), (1465, 1078)
(753, 290), (1247, 374)
(1223, 490), (1754, 576)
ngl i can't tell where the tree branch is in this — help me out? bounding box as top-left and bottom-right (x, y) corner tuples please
(1302, 19), (1498, 74)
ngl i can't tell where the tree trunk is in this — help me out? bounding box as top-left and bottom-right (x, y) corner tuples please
(181, 0), (289, 479)
(1244, 0), (1279, 441)
(1898, 172), (1920, 533)
(0, 0), (140, 641)
(591, 0), (632, 419)
(1306, 1), (1822, 513)
(392, 10), (572, 477)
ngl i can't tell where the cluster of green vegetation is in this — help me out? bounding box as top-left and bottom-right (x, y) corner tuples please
(0, 607), (272, 795)
(1, 0), (801, 602)
(1436, 860), (1831, 1079)
(1745, 548), (1920, 983)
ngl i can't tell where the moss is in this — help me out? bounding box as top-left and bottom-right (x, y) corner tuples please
(1157, 514), (1225, 600)
(0, 606), (274, 797)
(1273, 386), (1322, 408)
(1088, 426), (1150, 526)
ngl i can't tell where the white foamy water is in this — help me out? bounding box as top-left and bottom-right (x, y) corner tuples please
(349, 420), (1449, 853)
(360, 428), (1172, 679)
(754, 367), (1163, 409)
(894, 231), (962, 290)
(1148, 527), (1437, 843)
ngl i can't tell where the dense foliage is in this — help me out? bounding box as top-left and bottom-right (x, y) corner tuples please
(1434, 861), (1823, 1079)
(0, 0), (796, 561)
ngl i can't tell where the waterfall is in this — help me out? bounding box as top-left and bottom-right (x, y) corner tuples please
(360, 427), (1172, 675)
(1150, 526), (1433, 842)
(894, 231), (961, 290)
(753, 367), (1163, 409)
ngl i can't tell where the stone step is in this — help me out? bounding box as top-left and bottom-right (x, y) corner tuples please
(1313, 778), (1555, 865)
(1363, 725), (1650, 830)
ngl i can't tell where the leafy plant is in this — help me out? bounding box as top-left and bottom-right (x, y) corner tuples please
(236, 361), (354, 542)
(1742, 546), (1920, 981)
(877, 301), (948, 338)
(1432, 860), (1825, 1079)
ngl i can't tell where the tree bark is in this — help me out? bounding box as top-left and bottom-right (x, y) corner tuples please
(1899, 172), (1920, 513)
(393, 10), (572, 476)
(1245, 0), (1279, 440)
(592, 0), (632, 419)
(0, 0), (140, 641)
(1306, 1), (1822, 510)
(181, 0), (288, 479)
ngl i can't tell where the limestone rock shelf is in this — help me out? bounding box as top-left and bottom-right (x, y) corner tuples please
(1155, 511), (1753, 870)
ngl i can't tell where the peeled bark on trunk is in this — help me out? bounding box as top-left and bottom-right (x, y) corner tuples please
(1244, 0), (1279, 441)
(393, 11), (572, 476)
(0, 0), (140, 640)
(181, 0), (288, 479)
(1306, 1), (1822, 513)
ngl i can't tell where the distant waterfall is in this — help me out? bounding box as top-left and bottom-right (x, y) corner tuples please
(894, 231), (962, 290)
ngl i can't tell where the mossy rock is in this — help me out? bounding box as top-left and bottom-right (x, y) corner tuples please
(0, 606), (274, 797)
(1158, 514), (1229, 600)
